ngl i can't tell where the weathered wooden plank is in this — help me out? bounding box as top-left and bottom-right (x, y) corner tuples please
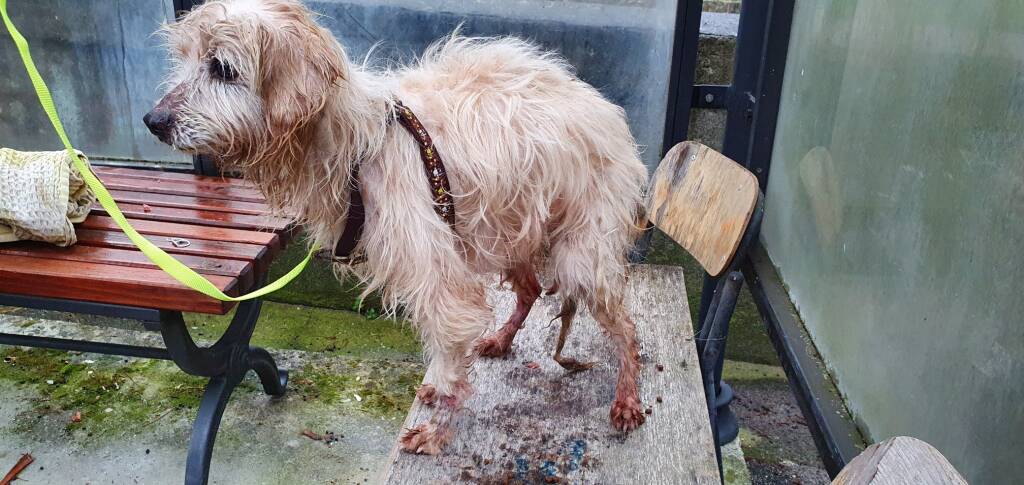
(647, 142), (759, 276)
(0, 243), (253, 289)
(96, 173), (266, 203)
(383, 265), (719, 484)
(832, 436), (967, 485)
(79, 216), (279, 248)
(91, 166), (256, 188)
(108, 189), (271, 215)
(0, 254), (236, 314)
(73, 228), (268, 268)
(91, 202), (291, 232)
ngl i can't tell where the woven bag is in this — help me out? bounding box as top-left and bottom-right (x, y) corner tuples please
(0, 147), (95, 246)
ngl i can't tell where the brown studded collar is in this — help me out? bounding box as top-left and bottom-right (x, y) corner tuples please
(333, 100), (457, 260)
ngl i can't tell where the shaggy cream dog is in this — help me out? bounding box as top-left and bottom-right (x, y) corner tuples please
(145, 0), (649, 454)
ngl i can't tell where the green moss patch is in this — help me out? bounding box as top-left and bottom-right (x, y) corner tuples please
(291, 358), (423, 419)
(184, 302), (421, 357)
(264, 238), (385, 313)
(722, 360), (787, 385)
(0, 347), (207, 438)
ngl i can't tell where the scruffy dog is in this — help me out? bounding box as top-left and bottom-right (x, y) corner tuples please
(145, 0), (648, 454)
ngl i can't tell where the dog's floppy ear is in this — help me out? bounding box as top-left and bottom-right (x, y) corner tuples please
(259, 2), (346, 137)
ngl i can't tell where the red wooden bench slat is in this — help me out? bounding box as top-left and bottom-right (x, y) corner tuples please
(91, 166), (257, 188)
(79, 216), (279, 248)
(1, 167), (291, 314)
(0, 254), (236, 314)
(91, 202), (292, 232)
(108, 189), (270, 215)
(0, 243), (254, 289)
(74, 228), (266, 264)
(96, 173), (266, 203)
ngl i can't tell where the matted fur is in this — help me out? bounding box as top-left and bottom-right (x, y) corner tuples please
(150, 0), (649, 453)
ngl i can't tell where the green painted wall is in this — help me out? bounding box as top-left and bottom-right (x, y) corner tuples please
(762, 1), (1024, 483)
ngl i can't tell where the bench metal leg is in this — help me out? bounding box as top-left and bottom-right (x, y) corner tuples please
(698, 270), (744, 480)
(158, 295), (288, 485)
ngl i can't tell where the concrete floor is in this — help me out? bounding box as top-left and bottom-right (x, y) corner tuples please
(0, 309), (417, 485)
(0, 301), (827, 485)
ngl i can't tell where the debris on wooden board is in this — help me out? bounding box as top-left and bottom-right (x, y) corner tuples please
(1, 453), (34, 485)
(301, 429), (341, 445)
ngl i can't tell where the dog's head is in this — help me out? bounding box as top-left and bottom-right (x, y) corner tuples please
(146, 0), (346, 163)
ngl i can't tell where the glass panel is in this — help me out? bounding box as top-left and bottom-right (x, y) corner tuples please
(0, 1), (190, 168)
(2, 1), (676, 170)
(306, 0), (678, 169)
(763, 1), (1024, 482)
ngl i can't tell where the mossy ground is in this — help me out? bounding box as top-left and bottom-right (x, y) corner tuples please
(0, 298), (424, 442)
(0, 348), (207, 439)
(183, 301), (420, 357)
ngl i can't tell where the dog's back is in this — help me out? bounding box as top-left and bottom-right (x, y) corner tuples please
(393, 35), (649, 292)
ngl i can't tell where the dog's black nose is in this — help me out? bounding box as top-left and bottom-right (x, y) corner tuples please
(143, 108), (175, 141)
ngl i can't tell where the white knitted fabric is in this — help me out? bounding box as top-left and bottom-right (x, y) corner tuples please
(0, 148), (95, 246)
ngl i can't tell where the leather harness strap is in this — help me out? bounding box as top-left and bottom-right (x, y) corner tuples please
(333, 100), (456, 261)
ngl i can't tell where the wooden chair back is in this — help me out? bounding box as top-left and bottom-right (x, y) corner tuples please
(647, 142), (760, 276)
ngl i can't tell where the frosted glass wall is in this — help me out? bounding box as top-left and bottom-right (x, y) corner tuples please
(763, 1), (1024, 483)
(0, 1), (189, 168)
(1, 0), (678, 170)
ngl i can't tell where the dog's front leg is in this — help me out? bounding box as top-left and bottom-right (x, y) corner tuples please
(399, 273), (491, 455)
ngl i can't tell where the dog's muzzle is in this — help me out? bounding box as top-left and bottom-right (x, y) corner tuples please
(143, 108), (176, 144)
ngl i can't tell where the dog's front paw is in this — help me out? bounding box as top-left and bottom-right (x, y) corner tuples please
(474, 335), (511, 358)
(399, 423), (451, 455)
(610, 395), (646, 432)
(416, 384), (438, 406)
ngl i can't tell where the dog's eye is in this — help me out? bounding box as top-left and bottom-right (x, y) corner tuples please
(209, 57), (238, 82)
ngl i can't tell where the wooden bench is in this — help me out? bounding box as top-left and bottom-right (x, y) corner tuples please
(833, 437), (968, 485)
(0, 165), (294, 485)
(385, 142), (764, 484)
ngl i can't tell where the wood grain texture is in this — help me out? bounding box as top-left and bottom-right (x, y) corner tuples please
(383, 265), (719, 485)
(0, 243), (253, 289)
(96, 173), (266, 202)
(107, 190), (271, 215)
(0, 254), (236, 314)
(647, 142), (759, 276)
(91, 166), (257, 188)
(73, 228), (268, 268)
(79, 216), (279, 248)
(92, 202), (291, 231)
(832, 437), (967, 485)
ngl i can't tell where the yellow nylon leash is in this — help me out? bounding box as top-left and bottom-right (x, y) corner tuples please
(1, 0), (319, 301)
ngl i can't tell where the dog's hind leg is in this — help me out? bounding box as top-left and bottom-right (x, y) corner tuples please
(551, 234), (645, 433)
(474, 266), (542, 358)
(551, 298), (595, 371)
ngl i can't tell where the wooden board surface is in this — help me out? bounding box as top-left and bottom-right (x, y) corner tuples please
(0, 167), (289, 314)
(91, 202), (291, 231)
(0, 254), (237, 314)
(832, 437), (967, 485)
(91, 166), (257, 188)
(383, 265), (720, 484)
(647, 142), (759, 276)
(96, 173), (266, 202)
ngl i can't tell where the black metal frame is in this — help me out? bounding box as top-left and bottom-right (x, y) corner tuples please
(0, 281), (287, 485)
(742, 247), (866, 476)
(694, 193), (763, 478)
(662, 0), (867, 478)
